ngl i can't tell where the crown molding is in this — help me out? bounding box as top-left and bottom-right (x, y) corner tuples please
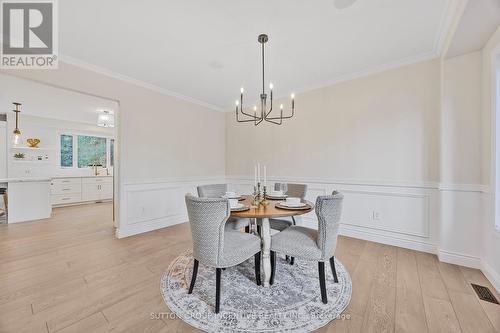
(59, 54), (224, 112)
(434, 0), (468, 57)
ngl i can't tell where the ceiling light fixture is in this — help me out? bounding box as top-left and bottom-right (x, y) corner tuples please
(235, 34), (295, 126)
(97, 110), (114, 128)
(11, 102), (22, 146)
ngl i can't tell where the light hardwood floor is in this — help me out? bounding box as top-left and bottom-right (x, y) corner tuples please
(0, 202), (498, 333)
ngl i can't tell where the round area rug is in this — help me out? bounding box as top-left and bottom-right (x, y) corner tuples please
(160, 250), (352, 332)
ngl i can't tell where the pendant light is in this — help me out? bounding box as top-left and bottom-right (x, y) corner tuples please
(97, 110), (114, 128)
(11, 102), (22, 146)
(235, 34), (295, 126)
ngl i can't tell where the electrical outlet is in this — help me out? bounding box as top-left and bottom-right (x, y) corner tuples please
(372, 211), (380, 220)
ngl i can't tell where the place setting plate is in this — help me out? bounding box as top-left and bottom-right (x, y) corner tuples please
(265, 192), (288, 200)
(266, 194), (288, 200)
(230, 203), (250, 212)
(275, 202), (312, 210)
(221, 195), (245, 201)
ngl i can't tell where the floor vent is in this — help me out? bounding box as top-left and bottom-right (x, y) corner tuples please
(471, 284), (499, 305)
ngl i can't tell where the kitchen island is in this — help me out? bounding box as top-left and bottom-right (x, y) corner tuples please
(0, 178), (52, 223)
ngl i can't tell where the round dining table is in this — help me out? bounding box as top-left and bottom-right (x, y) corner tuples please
(231, 195), (314, 287)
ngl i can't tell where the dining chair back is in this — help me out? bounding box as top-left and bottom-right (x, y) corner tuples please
(184, 194), (262, 313)
(269, 191), (344, 304)
(315, 193), (343, 261)
(274, 183), (308, 199)
(196, 184), (250, 232)
(197, 184), (227, 198)
(185, 194), (229, 267)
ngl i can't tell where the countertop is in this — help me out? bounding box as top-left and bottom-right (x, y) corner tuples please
(51, 175), (113, 179)
(0, 175), (113, 183)
(0, 177), (52, 183)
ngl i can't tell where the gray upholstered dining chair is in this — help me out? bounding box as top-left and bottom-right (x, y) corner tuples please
(269, 192), (343, 304)
(197, 184), (250, 232)
(185, 194), (262, 313)
(263, 183), (307, 265)
(268, 183), (308, 231)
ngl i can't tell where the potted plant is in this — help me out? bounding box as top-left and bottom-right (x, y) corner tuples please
(13, 153), (25, 160)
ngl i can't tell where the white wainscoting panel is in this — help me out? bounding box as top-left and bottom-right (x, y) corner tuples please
(116, 177), (225, 238)
(226, 177), (438, 254)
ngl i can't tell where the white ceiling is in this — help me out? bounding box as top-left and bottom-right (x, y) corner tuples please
(0, 74), (117, 124)
(59, 0), (453, 110)
(446, 0), (500, 58)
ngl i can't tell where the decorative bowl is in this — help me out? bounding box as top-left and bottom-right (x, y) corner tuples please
(27, 138), (40, 148)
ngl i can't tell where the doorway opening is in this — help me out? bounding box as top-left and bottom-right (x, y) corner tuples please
(0, 73), (119, 230)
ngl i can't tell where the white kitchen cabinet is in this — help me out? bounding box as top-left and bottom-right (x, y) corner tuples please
(81, 183), (100, 201)
(51, 176), (113, 206)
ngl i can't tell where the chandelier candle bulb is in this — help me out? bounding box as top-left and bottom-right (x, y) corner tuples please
(269, 83), (273, 90)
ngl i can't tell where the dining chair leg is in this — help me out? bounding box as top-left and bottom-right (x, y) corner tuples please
(290, 257), (295, 265)
(329, 256), (338, 283)
(254, 252), (261, 285)
(245, 226), (250, 233)
(270, 251), (276, 285)
(215, 268), (222, 313)
(318, 261), (327, 304)
(188, 259), (199, 294)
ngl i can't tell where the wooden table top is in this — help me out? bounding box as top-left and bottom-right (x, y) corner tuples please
(230, 195), (314, 219)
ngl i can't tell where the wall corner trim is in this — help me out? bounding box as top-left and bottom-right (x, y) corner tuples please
(437, 248), (482, 269)
(481, 259), (500, 294)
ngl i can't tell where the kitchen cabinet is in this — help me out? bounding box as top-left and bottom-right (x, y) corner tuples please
(51, 176), (113, 206)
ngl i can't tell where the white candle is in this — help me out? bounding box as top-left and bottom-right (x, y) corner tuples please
(264, 166), (267, 187)
(254, 165), (257, 187)
(257, 163), (261, 184)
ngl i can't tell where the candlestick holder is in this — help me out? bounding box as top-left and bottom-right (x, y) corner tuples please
(252, 183), (261, 207)
(261, 185), (269, 206)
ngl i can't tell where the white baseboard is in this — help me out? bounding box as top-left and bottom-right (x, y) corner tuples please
(437, 249), (482, 269)
(339, 224), (436, 254)
(481, 260), (500, 294)
(116, 213), (186, 238)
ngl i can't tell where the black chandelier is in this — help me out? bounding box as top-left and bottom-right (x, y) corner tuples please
(235, 34), (295, 126)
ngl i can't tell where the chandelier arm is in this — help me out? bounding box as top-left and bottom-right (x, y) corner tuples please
(236, 107), (260, 122)
(267, 103), (294, 120)
(254, 113), (264, 126)
(264, 116), (282, 125)
(265, 107), (283, 125)
(240, 108), (260, 119)
(265, 90), (273, 118)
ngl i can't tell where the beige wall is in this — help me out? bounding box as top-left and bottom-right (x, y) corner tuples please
(1, 63), (226, 181)
(441, 51), (482, 185)
(226, 59), (441, 185)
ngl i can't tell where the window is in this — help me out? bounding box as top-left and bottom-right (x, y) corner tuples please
(60, 134), (113, 168)
(60, 134), (73, 167)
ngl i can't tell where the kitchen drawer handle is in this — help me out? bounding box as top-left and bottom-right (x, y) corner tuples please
(61, 180), (70, 183)
(61, 197), (71, 201)
(62, 188), (71, 191)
